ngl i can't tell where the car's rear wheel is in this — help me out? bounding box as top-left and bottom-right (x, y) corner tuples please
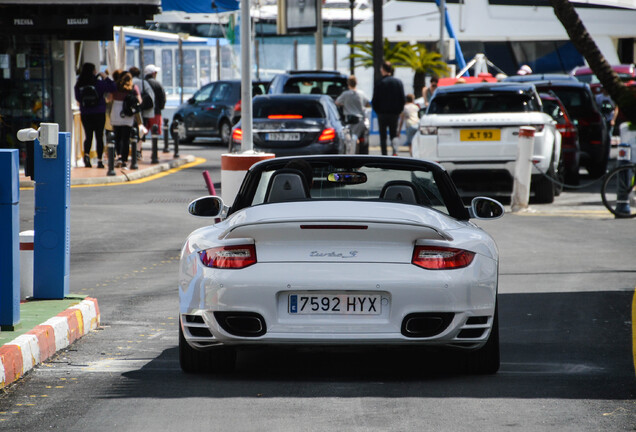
(564, 162), (580, 187)
(463, 303), (500, 375)
(179, 321), (236, 373)
(586, 143), (610, 178)
(532, 159), (556, 204)
(219, 120), (232, 149)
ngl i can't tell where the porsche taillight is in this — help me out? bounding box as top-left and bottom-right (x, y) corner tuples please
(199, 245), (257, 269)
(318, 128), (336, 142)
(412, 246), (475, 270)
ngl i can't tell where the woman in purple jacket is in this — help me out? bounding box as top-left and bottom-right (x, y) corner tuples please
(74, 63), (116, 168)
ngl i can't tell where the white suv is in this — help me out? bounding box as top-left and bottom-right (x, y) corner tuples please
(412, 82), (561, 203)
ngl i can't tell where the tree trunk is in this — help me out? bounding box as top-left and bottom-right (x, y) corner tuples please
(413, 72), (425, 99)
(550, 0), (636, 125)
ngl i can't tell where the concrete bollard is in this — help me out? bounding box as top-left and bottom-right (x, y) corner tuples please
(511, 126), (535, 212)
(221, 152), (275, 205)
(19, 230), (34, 300)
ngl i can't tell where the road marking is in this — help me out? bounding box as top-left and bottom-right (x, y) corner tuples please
(510, 209), (611, 219)
(62, 157), (207, 189)
(632, 286), (636, 378)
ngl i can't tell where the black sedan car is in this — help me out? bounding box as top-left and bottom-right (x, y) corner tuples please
(504, 75), (609, 178)
(171, 80), (268, 147)
(231, 94), (351, 156)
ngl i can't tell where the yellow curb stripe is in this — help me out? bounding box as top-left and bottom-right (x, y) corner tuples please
(20, 157), (207, 190)
(73, 310), (84, 336)
(70, 157), (207, 188)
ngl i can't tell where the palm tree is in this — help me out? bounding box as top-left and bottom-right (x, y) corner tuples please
(346, 38), (409, 70)
(549, 0), (635, 125)
(346, 39), (448, 96)
(393, 44), (448, 97)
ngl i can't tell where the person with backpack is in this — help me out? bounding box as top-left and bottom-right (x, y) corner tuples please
(74, 62), (116, 168)
(130, 66), (154, 160)
(110, 71), (141, 168)
(143, 64), (166, 137)
(335, 75), (370, 153)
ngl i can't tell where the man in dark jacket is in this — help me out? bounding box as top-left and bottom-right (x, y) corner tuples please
(372, 61), (405, 155)
(143, 64), (167, 136)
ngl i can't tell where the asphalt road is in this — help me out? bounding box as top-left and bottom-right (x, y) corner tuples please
(3, 141), (635, 431)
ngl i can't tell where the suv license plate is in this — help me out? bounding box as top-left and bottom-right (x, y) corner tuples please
(267, 133), (300, 141)
(460, 129), (501, 141)
(289, 294), (381, 315)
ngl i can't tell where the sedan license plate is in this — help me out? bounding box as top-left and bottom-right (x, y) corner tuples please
(266, 133), (300, 141)
(289, 293), (381, 315)
(460, 129), (500, 141)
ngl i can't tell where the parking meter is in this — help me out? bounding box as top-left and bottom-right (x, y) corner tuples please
(17, 123), (70, 299)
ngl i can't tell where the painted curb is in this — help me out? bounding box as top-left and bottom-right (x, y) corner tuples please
(0, 297), (100, 389)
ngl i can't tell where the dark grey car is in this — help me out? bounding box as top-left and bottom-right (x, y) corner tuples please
(231, 94), (350, 156)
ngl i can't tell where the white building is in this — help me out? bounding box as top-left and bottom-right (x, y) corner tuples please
(355, 0), (636, 73)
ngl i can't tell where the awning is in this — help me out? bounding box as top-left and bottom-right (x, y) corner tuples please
(0, 0), (161, 40)
(161, 0), (239, 13)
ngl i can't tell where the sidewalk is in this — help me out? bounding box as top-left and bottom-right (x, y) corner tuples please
(19, 147), (196, 187)
(0, 296), (100, 389)
(5, 146), (195, 390)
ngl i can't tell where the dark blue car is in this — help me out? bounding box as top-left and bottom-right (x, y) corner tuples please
(170, 80), (269, 147)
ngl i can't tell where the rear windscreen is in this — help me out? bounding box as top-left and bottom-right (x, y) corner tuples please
(282, 78), (346, 98)
(545, 88), (592, 113)
(253, 99), (325, 118)
(428, 93), (537, 114)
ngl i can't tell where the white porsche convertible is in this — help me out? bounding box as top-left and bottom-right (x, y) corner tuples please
(179, 155), (504, 374)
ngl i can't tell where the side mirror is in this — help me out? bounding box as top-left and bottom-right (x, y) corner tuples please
(468, 197), (505, 220)
(188, 196), (225, 218)
(187, 97), (195, 105)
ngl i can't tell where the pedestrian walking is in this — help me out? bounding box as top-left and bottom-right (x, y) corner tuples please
(335, 75), (370, 153)
(74, 62), (116, 168)
(372, 61), (405, 156)
(398, 94), (420, 150)
(110, 71), (141, 168)
(415, 76), (438, 111)
(143, 64), (167, 138)
(130, 66), (154, 160)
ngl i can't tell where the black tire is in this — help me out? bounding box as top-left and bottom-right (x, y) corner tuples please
(463, 303), (500, 375)
(586, 144), (610, 178)
(220, 120), (232, 149)
(564, 165), (580, 188)
(554, 158), (565, 197)
(532, 169), (555, 204)
(600, 164), (636, 218)
(179, 321), (236, 373)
